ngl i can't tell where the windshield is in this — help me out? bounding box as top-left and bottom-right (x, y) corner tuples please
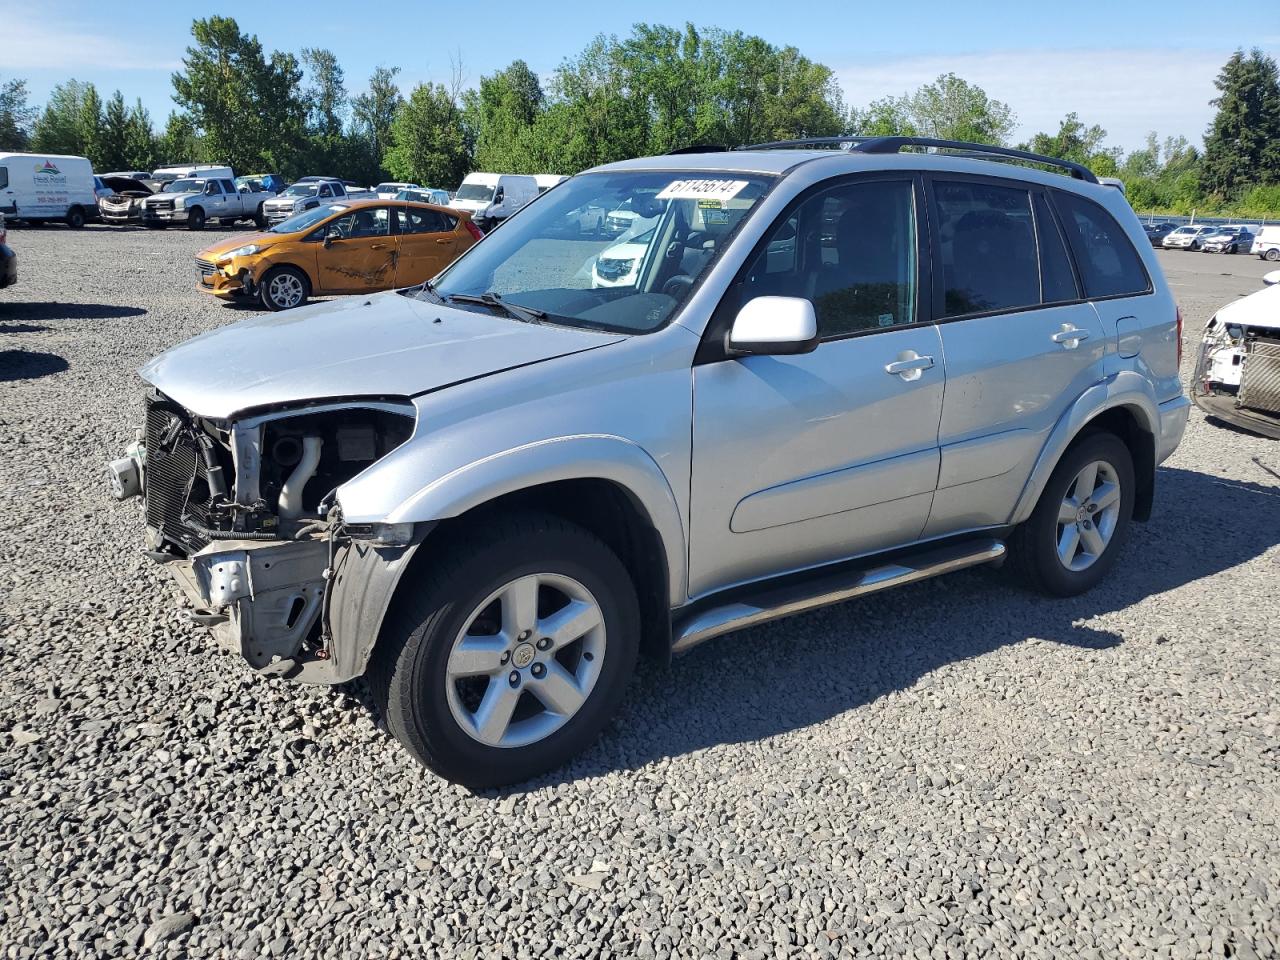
(455, 182), (495, 202)
(283, 183), (321, 197)
(430, 170), (773, 333)
(269, 203), (348, 234)
(374, 183), (404, 193)
(169, 179), (205, 193)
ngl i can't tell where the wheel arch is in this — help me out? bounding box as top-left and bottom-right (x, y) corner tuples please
(1011, 377), (1159, 526)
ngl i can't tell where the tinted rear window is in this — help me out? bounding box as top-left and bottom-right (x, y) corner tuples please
(1034, 193), (1080, 303)
(1054, 191), (1150, 299)
(935, 180), (1040, 317)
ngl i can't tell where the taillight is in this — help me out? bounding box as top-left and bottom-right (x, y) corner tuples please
(1176, 305), (1184, 366)
(464, 218), (484, 242)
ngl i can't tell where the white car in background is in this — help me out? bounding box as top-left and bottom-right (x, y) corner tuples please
(374, 181), (421, 199)
(1162, 225), (1215, 250)
(1192, 270), (1280, 438)
(591, 224), (656, 288)
(1253, 226), (1280, 261)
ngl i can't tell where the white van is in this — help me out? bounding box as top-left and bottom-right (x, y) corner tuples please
(450, 173), (539, 231)
(0, 153), (98, 227)
(151, 163), (234, 186)
(1252, 226), (1280, 262)
(533, 174), (569, 194)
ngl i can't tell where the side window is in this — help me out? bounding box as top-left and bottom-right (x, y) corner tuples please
(1053, 191), (1150, 299)
(935, 180), (1039, 317)
(398, 207), (453, 234)
(319, 184), (333, 198)
(329, 206), (391, 239)
(743, 180), (917, 337)
(221, 179), (236, 194)
(1034, 193), (1080, 303)
(204, 181), (220, 196)
(0, 166), (8, 190)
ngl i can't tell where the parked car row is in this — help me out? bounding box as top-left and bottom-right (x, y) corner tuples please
(1143, 221), (1271, 255)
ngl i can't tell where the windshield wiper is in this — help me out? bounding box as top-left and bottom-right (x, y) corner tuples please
(445, 291), (547, 324)
(410, 278), (445, 304)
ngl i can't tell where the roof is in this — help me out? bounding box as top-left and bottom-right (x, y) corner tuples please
(590, 150), (1117, 199)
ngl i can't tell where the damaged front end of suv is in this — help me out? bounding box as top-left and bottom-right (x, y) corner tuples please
(1191, 273), (1280, 440)
(110, 393), (419, 681)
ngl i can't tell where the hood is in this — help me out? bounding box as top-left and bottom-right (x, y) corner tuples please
(138, 291), (627, 419)
(198, 231), (280, 259)
(450, 199), (488, 213)
(1215, 281), (1280, 332)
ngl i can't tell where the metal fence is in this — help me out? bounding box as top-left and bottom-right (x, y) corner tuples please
(1136, 212), (1274, 230)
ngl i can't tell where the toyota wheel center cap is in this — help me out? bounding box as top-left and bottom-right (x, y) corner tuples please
(512, 643), (536, 668)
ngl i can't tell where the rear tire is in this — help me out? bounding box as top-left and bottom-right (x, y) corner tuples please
(65, 207), (85, 229)
(368, 512), (640, 789)
(258, 265), (309, 311)
(1009, 432), (1134, 597)
(1267, 249), (1280, 262)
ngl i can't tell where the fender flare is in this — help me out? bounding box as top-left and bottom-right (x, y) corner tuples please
(366, 434), (688, 602)
(1010, 373), (1159, 525)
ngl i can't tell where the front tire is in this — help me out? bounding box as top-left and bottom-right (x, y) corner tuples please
(1266, 249), (1280, 262)
(1009, 432), (1134, 597)
(254, 206), (267, 230)
(368, 513), (640, 789)
(258, 266), (309, 311)
(187, 207), (206, 231)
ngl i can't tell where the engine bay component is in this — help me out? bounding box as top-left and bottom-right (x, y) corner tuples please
(106, 456), (142, 500)
(279, 436), (322, 521)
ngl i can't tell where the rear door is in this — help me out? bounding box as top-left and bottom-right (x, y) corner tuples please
(313, 205), (397, 293)
(393, 205), (459, 285)
(923, 176), (1107, 537)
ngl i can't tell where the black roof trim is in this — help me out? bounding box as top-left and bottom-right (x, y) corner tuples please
(733, 136), (1098, 183)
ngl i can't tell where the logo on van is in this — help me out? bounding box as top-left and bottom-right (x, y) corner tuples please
(35, 160), (61, 175)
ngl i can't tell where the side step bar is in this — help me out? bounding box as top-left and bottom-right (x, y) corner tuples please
(671, 538), (1006, 655)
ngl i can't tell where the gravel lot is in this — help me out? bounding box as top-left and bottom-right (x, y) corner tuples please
(1, 224), (1278, 959)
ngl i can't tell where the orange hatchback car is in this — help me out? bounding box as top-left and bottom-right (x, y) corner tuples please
(195, 199), (483, 310)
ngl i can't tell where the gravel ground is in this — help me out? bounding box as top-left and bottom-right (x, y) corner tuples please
(1, 224), (1278, 959)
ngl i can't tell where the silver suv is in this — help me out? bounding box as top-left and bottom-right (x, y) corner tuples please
(110, 138), (1189, 786)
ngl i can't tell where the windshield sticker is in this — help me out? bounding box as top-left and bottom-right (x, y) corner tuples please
(656, 179), (749, 203)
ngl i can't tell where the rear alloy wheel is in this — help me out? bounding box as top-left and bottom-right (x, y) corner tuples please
(1010, 432), (1134, 597)
(187, 207), (206, 231)
(259, 266), (308, 311)
(369, 512), (639, 788)
(1267, 249), (1280, 262)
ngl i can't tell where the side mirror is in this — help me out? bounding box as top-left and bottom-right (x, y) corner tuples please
(726, 296), (818, 357)
(323, 226), (342, 248)
(1264, 270), (1280, 287)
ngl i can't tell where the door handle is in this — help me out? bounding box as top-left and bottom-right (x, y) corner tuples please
(370, 242), (389, 250)
(1051, 324), (1090, 348)
(434, 237), (453, 244)
(884, 351), (935, 381)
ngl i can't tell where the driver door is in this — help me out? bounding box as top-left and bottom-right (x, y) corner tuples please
(688, 176), (944, 597)
(313, 206), (397, 294)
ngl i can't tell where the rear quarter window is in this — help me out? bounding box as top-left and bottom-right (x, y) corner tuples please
(1053, 191), (1150, 299)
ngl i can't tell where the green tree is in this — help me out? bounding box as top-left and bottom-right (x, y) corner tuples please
(903, 73), (1015, 144)
(96, 91), (131, 172)
(351, 65), (402, 179)
(123, 100), (158, 171)
(171, 16), (305, 175)
(157, 111), (201, 164)
(1022, 112), (1108, 164)
(848, 96), (917, 137)
(470, 60), (544, 171)
(0, 76), (36, 150)
(384, 82), (469, 187)
(301, 47), (347, 137)
(76, 84), (104, 167)
(32, 79), (96, 155)
(1200, 48), (1280, 197)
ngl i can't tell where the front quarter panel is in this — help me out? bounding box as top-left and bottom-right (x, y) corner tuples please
(335, 327), (699, 600)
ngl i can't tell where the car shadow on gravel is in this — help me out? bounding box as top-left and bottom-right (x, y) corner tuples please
(475, 464), (1280, 794)
(0, 322), (49, 333)
(0, 302), (146, 322)
(0, 350), (69, 381)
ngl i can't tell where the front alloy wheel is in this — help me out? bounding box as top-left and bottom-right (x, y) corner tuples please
(369, 512), (639, 788)
(445, 573), (606, 748)
(259, 267), (308, 311)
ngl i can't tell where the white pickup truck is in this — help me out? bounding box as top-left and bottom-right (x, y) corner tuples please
(141, 175), (271, 231)
(261, 178), (374, 226)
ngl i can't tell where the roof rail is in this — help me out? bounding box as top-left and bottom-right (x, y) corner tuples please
(666, 143), (728, 154)
(735, 135), (1098, 183)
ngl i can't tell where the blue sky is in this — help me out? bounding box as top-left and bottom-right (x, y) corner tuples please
(9, 1), (1279, 152)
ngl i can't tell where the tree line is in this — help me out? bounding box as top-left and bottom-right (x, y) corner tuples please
(1, 19), (1277, 216)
